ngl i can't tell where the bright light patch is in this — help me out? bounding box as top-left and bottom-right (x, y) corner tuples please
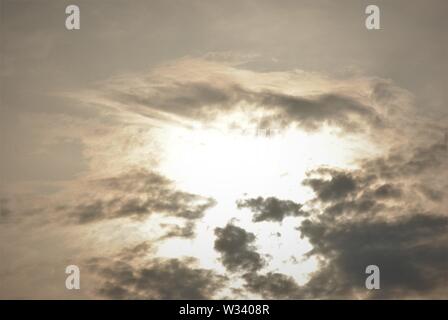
(150, 112), (381, 286)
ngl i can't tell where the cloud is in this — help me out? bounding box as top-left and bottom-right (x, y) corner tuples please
(89, 255), (226, 299)
(298, 213), (448, 298)
(302, 170), (394, 219)
(74, 201), (105, 224)
(158, 221), (196, 240)
(362, 141), (448, 179)
(88, 58), (389, 133)
(111, 81), (241, 121)
(2, 0), (447, 300)
(373, 184), (402, 199)
(237, 196), (306, 222)
(0, 198), (11, 219)
(300, 147), (446, 220)
(214, 223), (264, 272)
(292, 139), (448, 298)
(238, 136), (447, 299)
(254, 91), (383, 132)
(303, 170), (359, 203)
(70, 169), (216, 224)
(0, 198), (13, 224)
(241, 202), (448, 299)
(243, 272), (302, 299)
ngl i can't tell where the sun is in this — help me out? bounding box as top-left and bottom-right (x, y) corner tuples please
(157, 112), (370, 203)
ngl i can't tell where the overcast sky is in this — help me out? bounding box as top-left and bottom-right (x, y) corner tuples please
(1, 0), (447, 299)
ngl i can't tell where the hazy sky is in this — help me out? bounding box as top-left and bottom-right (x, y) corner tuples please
(1, 0), (447, 299)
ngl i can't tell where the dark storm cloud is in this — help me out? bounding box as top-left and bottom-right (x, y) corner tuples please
(71, 169), (216, 224)
(89, 256), (226, 299)
(214, 223), (264, 272)
(236, 196), (306, 222)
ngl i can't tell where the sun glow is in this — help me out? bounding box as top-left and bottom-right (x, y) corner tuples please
(147, 112), (380, 289)
(158, 115), (371, 202)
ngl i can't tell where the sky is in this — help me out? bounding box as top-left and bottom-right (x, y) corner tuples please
(0, 0), (447, 299)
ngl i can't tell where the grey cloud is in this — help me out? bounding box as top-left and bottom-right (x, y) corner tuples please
(118, 242), (155, 262)
(298, 214), (448, 298)
(302, 166), (412, 220)
(112, 81), (241, 120)
(0, 198), (12, 223)
(99, 169), (172, 193)
(323, 198), (383, 218)
(243, 213), (448, 299)
(243, 272), (302, 299)
(0, 199), (11, 218)
(75, 201), (105, 224)
(238, 137), (448, 299)
(373, 184), (402, 199)
(372, 80), (398, 104)
(362, 141), (448, 179)
(292, 141), (448, 298)
(256, 92), (383, 132)
(89, 256), (226, 299)
(236, 196), (306, 222)
(303, 171), (359, 203)
(106, 73), (384, 133)
(320, 182), (402, 219)
(214, 223), (264, 272)
(71, 169), (216, 225)
(159, 221), (196, 240)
